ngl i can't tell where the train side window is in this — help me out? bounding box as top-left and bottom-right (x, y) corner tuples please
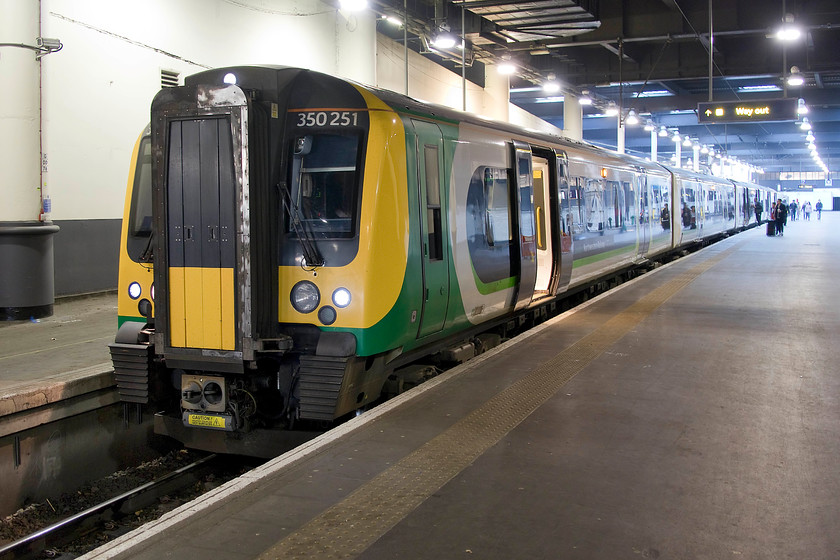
(126, 136), (153, 262)
(482, 167), (511, 246)
(423, 145), (443, 261)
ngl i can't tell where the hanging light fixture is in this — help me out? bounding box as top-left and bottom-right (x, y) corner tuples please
(624, 109), (639, 125)
(797, 98), (809, 115)
(775, 13), (802, 41)
(787, 66), (805, 87)
(543, 73), (560, 93)
(431, 30), (458, 49)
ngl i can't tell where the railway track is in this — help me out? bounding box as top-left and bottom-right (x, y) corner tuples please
(0, 453), (257, 559)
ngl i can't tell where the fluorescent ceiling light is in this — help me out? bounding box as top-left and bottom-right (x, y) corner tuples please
(738, 85), (782, 92)
(634, 90), (672, 98)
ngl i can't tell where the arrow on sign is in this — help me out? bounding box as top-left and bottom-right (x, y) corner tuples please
(705, 109), (712, 116)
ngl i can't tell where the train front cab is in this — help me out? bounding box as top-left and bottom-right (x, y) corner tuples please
(109, 68), (413, 455)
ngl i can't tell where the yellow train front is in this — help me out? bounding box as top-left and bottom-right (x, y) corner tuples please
(111, 66), (425, 456)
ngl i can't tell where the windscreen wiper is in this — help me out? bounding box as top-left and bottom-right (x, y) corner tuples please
(139, 231), (155, 263)
(278, 181), (324, 269)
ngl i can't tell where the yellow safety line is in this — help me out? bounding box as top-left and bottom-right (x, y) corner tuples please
(258, 246), (736, 560)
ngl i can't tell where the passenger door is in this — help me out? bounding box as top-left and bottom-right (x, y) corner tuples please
(511, 141), (537, 312)
(637, 169), (651, 255)
(554, 152), (573, 294)
(412, 120), (450, 337)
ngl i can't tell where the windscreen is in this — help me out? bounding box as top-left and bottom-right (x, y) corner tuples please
(288, 133), (361, 238)
(127, 136), (153, 262)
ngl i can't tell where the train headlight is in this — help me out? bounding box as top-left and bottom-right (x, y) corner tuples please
(128, 282), (142, 300)
(291, 281), (320, 313)
(332, 287), (351, 308)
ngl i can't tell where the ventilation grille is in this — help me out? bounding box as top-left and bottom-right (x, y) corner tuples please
(161, 69), (180, 88)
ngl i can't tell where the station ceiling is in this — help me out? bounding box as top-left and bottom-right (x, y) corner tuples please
(371, 0), (840, 176)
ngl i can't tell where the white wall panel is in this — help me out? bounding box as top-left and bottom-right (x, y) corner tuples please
(40, 0), (373, 220)
(38, 0), (555, 222)
(375, 35), (561, 135)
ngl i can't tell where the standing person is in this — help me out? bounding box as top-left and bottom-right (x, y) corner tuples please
(775, 200), (787, 236)
(816, 199), (823, 220)
(789, 199), (798, 221)
(754, 197), (762, 223)
(804, 201), (812, 221)
(767, 201), (777, 236)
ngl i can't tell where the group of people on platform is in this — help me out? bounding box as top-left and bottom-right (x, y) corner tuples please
(785, 199), (823, 221)
(762, 198), (825, 236)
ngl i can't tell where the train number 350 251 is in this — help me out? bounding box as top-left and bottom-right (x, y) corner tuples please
(296, 111), (359, 127)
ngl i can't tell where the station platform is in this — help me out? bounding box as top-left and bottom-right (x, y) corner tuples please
(0, 293), (117, 437)
(76, 213), (840, 560)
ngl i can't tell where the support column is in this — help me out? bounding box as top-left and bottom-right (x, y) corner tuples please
(617, 121), (625, 154)
(0, 0), (58, 320)
(675, 139), (682, 168)
(651, 129), (658, 162)
(563, 95), (583, 141)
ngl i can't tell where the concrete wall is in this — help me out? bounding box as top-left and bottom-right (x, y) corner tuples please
(38, 2), (559, 296)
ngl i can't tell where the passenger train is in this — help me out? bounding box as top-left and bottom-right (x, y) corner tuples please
(109, 66), (775, 457)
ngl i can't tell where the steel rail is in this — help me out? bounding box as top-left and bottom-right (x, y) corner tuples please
(0, 454), (218, 559)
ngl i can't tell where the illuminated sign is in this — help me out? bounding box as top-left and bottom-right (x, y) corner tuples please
(697, 99), (798, 123)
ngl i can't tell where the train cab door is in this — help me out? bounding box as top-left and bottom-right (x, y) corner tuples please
(163, 117), (238, 352)
(411, 120), (450, 337)
(554, 151), (573, 294)
(511, 141), (537, 312)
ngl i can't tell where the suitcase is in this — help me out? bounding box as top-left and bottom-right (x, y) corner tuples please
(766, 221), (776, 236)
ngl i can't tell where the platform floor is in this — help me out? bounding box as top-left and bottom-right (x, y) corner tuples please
(66, 213), (840, 559)
(0, 293), (116, 419)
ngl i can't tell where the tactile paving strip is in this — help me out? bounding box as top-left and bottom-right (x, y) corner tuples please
(258, 248), (733, 560)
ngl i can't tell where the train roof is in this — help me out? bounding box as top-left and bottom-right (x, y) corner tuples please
(183, 65), (761, 187)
